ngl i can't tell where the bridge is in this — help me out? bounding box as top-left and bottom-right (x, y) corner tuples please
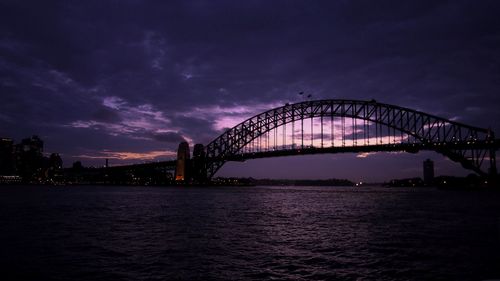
(187, 99), (498, 181)
(100, 99), (499, 183)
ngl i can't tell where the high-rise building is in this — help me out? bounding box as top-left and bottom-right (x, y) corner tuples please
(423, 159), (434, 185)
(47, 153), (63, 180)
(0, 138), (14, 175)
(15, 135), (44, 181)
(19, 135), (43, 154)
(175, 141), (190, 181)
(48, 153), (63, 170)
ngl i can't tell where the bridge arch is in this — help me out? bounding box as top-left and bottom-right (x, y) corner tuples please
(204, 99), (497, 179)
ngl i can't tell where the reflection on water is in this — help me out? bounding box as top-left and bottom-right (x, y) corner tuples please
(1, 185), (500, 280)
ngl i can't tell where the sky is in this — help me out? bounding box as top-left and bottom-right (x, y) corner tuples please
(1, 0), (499, 181)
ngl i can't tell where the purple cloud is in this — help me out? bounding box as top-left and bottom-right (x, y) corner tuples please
(1, 0), (499, 180)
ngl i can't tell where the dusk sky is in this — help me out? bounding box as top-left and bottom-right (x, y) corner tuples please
(1, 0), (499, 181)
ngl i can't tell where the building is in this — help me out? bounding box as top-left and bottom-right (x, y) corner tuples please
(0, 135), (64, 183)
(175, 141), (190, 182)
(0, 138), (14, 175)
(423, 159), (434, 185)
(15, 135), (44, 181)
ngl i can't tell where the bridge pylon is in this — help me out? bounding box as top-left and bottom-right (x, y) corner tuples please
(174, 141), (190, 182)
(192, 144), (208, 183)
(488, 130), (497, 177)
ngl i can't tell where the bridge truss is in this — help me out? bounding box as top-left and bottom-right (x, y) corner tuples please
(204, 99), (498, 179)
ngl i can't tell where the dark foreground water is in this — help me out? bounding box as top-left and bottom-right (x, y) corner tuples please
(1, 185), (500, 281)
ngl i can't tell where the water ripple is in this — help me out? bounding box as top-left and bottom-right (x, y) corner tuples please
(1, 185), (500, 280)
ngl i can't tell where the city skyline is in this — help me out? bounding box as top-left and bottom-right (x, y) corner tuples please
(1, 1), (500, 181)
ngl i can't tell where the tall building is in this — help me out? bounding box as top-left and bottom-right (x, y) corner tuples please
(15, 135), (44, 181)
(47, 153), (63, 180)
(0, 138), (14, 175)
(175, 141), (190, 182)
(423, 159), (434, 185)
(48, 153), (63, 170)
(19, 135), (43, 154)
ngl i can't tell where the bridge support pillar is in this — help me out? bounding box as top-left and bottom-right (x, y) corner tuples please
(488, 131), (497, 178)
(490, 150), (497, 176)
(175, 141), (190, 182)
(192, 144), (207, 183)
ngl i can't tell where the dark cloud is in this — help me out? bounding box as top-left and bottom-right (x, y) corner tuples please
(170, 115), (217, 144)
(91, 106), (122, 123)
(1, 0), (499, 180)
(150, 131), (185, 144)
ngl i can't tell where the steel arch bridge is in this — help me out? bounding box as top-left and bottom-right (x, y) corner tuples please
(202, 99), (498, 179)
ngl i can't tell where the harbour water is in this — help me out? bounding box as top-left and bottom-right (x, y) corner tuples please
(1, 185), (500, 280)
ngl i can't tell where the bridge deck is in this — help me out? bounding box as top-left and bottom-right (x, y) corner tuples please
(221, 140), (499, 162)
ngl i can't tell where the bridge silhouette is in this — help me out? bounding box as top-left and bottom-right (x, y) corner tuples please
(112, 99), (500, 182)
(199, 99), (498, 180)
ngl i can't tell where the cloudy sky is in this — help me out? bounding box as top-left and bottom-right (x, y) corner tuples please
(1, 0), (499, 181)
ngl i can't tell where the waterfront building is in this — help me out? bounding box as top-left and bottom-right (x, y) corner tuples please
(15, 135), (44, 181)
(0, 137), (14, 175)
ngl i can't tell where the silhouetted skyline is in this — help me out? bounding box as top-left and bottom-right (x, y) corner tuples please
(1, 1), (500, 181)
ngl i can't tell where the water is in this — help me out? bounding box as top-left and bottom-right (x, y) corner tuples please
(1, 185), (500, 281)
